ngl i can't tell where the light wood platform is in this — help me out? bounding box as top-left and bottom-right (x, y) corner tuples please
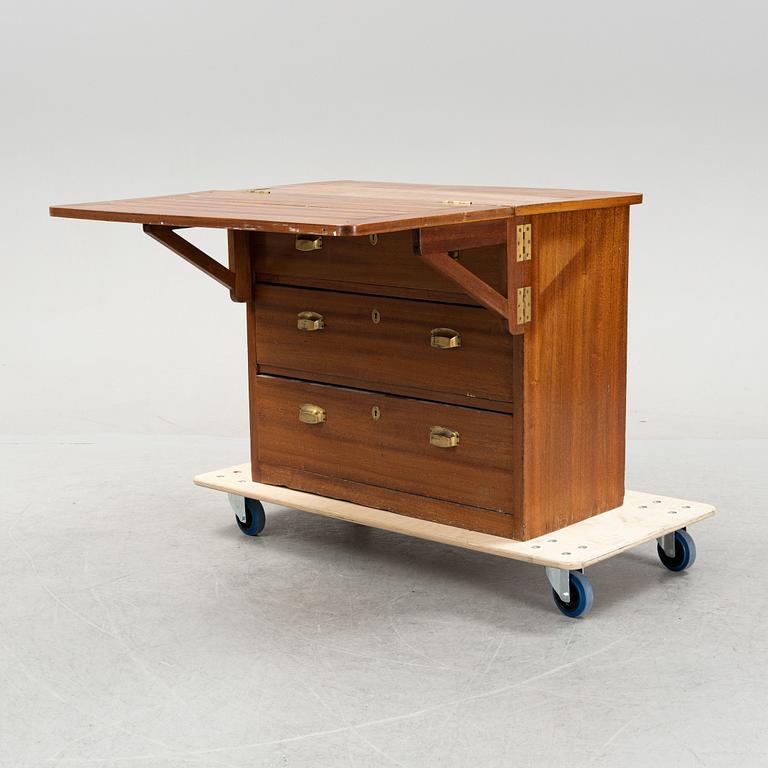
(195, 464), (715, 570)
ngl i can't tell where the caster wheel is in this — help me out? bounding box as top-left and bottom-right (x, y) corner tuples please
(552, 570), (594, 618)
(657, 529), (696, 572)
(234, 497), (266, 536)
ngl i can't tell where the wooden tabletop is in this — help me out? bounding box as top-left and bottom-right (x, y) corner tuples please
(50, 180), (642, 236)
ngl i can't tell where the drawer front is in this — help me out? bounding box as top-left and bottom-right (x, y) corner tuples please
(255, 285), (516, 403)
(252, 230), (505, 302)
(255, 376), (516, 512)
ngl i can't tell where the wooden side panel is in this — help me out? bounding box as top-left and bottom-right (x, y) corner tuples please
(520, 206), (629, 538)
(255, 376), (516, 513)
(254, 284), (516, 404)
(253, 230), (506, 304)
(246, 298), (261, 480)
(240, 234), (260, 481)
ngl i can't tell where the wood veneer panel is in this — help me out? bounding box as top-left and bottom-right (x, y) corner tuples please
(259, 465), (518, 538)
(519, 206), (629, 538)
(280, 181), (642, 216)
(254, 285), (516, 404)
(50, 181), (641, 235)
(50, 189), (508, 235)
(253, 230), (507, 303)
(246, 298), (261, 481)
(258, 369), (516, 414)
(254, 376), (516, 513)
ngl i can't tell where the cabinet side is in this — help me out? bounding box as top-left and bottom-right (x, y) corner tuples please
(232, 231), (261, 481)
(519, 206), (630, 539)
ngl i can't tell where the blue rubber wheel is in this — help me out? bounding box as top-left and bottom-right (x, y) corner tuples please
(552, 570), (594, 618)
(235, 498), (266, 536)
(657, 529), (696, 572)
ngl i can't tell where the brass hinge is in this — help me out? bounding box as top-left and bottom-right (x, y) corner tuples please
(516, 223), (531, 262)
(516, 286), (531, 324)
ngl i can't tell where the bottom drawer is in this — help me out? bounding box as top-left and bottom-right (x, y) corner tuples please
(255, 376), (516, 513)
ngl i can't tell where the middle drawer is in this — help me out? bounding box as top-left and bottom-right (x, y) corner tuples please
(254, 284), (516, 405)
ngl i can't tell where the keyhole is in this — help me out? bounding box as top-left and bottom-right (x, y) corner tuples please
(371, 309), (381, 324)
(372, 406), (381, 421)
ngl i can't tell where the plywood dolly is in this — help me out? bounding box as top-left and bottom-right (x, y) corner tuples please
(197, 465), (716, 619)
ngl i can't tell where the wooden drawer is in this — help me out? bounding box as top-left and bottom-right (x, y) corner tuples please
(255, 285), (516, 405)
(255, 376), (516, 513)
(252, 230), (506, 304)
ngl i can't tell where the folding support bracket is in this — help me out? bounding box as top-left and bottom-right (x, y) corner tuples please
(414, 218), (532, 335)
(417, 249), (509, 318)
(143, 225), (252, 302)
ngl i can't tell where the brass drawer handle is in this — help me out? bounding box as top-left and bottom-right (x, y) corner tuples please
(429, 426), (460, 448)
(430, 328), (461, 349)
(297, 311), (325, 331)
(295, 235), (323, 251)
(298, 403), (326, 424)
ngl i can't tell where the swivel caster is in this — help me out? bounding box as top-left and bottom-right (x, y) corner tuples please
(228, 494), (266, 536)
(656, 529), (696, 572)
(546, 567), (594, 618)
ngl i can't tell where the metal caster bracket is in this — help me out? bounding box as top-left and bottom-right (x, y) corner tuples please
(228, 493), (247, 523)
(545, 566), (571, 602)
(657, 532), (676, 559)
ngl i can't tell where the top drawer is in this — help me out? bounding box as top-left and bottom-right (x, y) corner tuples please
(255, 284), (517, 405)
(252, 230), (506, 303)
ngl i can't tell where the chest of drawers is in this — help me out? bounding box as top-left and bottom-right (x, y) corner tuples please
(51, 180), (642, 540)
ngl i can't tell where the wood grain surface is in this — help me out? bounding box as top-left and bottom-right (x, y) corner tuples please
(254, 284), (516, 404)
(517, 206), (630, 538)
(253, 229), (507, 304)
(257, 465), (518, 537)
(254, 375), (516, 513)
(50, 180), (642, 235)
(245, 206), (632, 539)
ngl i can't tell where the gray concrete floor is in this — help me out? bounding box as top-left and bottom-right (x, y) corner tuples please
(1, 436), (766, 767)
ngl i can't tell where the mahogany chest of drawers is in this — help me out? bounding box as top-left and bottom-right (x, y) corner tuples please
(50, 180), (642, 540)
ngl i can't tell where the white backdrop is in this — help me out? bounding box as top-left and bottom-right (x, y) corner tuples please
(2, 0), (766, 439)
